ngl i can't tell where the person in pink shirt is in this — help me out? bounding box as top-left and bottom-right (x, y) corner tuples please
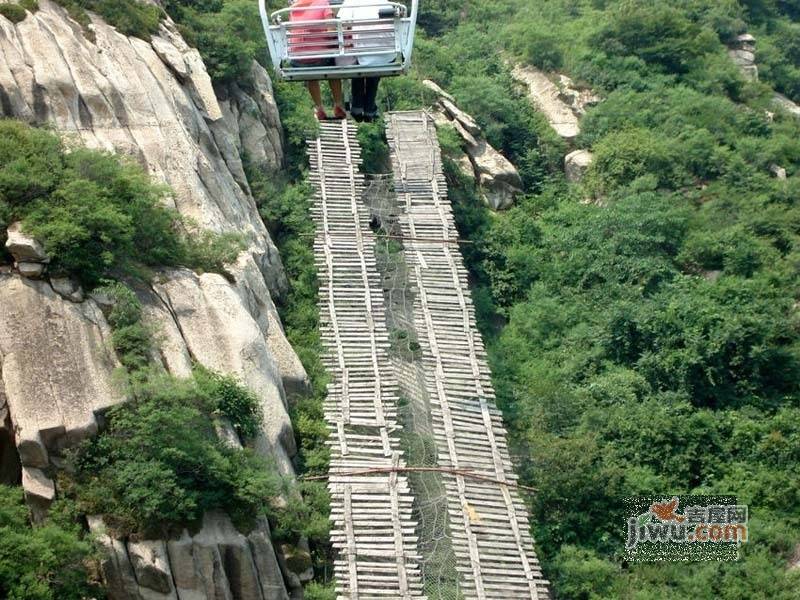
(289, 0), (346, 120)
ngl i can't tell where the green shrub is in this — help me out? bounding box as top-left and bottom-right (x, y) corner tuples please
(303, 582), (336, 600)
(757, 23), (800, 102)
(507, 21), (564, 71)
(95, 282), (143, 329)
(0, 3), (29, 23)
(0, 486), (102, 600)
(87, 282), (152, 371)
(194, 367), (263, 440)
(179, 228), (246, 275)
(592, 1), (717, 75)
(69, 371), (280, 536)
(111, 323), (151, 372)
(0, 120), (241, 286)
(54, 0), (161, 39)
(585, 127), (686, 194)
(356, 120), (390, 174)
(436, 123), (465, 160)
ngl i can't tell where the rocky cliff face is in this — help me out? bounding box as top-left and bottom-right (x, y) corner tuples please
(0, 1), (307, 597)
(724, 33), (800, 119)
(510, 64), (599, 142)
(424, 79), (523, 210)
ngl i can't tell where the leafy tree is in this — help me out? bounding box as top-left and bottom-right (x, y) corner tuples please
(592, 1), (718, 74)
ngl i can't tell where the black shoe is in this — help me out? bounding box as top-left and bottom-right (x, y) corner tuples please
(363, 112), (379, 123)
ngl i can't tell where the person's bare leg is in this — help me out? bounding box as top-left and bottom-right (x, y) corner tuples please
(329, 80), (345, 110)
(306, 81), (324, 109)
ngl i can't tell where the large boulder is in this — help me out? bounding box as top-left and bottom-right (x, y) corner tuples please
(770, 164), (788, 180)
(5, 222), (49, 264)
(50, 276), (84, 302)
(0, 274), (123, 468)
(469, 140), (523, 210)
(16, 262), (45, 279)
(127, 539), (176, 597)
(440, 97), (481, 138)
(790, 544), (800, 571)
(422, 79), (455, 103)
(565, 149), (594, 183)
(773, 93), (800, 119)
(21, 466), (55, 522)
(426, 81), (523, 210)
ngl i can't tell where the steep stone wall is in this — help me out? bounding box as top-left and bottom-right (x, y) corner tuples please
(89, 512), (292, 600)
(0, 2), (307, 597)
(423, 79), (523, 210)
(0, 275), (122, 469)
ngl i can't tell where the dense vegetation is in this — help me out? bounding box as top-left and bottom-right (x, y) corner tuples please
(67, 367), (279, 537)
(412, 1), (800, 598)
(0, 486), (103, 600)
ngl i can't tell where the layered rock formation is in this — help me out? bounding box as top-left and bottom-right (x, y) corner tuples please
(424, 79), (523, 210)
(725, 33), (800, 119)
(90, 512), (293, 600)
(728, 33), (758, 81)
(564, 149), (593, 183)
(0, 1), (308, 597)
(511, 65), (599, 141)
(0, 275), (123, 469)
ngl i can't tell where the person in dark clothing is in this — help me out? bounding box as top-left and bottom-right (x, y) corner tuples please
(350, 77), (381, 122)
(337, 0), (396, 121)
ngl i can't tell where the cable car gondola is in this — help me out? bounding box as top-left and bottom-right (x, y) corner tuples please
(259, 0), (419, 82)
